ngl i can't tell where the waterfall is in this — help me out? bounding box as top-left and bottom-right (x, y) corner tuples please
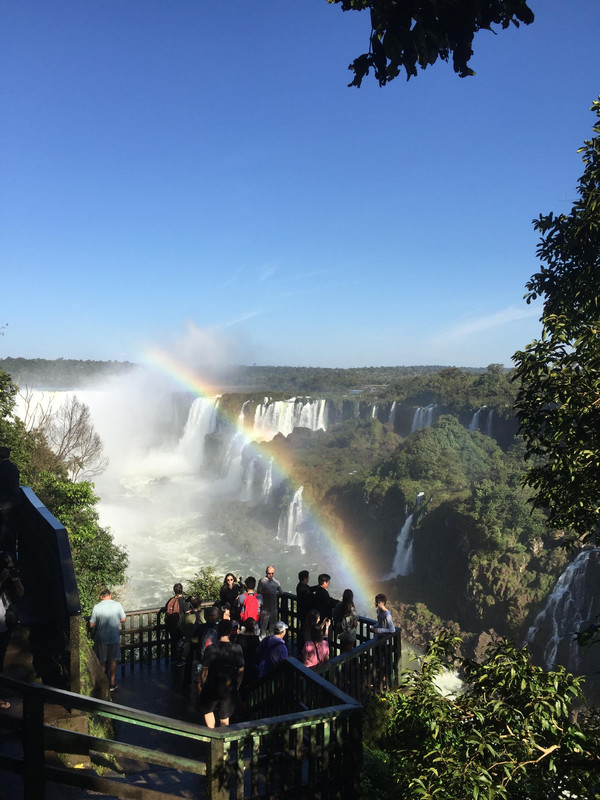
(240, 455), (256, 502)
(469, 407), (484, 432)
(297, 398), (328, 431)
(469, 406), (494, 436)
(253, 398), (328, 440)
(176, 397), (220, 470)
(485, 408), (494, 437)
(411, 405), (435, 433)
(388, 401), (396, 426)
(277, 486), (305, 551)
(239, 399), (250, 428)
(525, 549), (600, 672)
(261, 458), (273, 504)
(371, 404), (378, 419)
(220, 431), (245, 483)
(384, 514), (415, 578)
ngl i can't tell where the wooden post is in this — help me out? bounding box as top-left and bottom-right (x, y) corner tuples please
(208, 738), (227, 800)
(346, 709), (363, 799)
(392, 629), (402, 689)
(22, 689), (45, 800)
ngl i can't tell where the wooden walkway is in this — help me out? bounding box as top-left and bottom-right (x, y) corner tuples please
(0, 658), (208, 800)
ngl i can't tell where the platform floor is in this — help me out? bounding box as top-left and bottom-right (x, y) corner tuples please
(0, 657), (215, 799)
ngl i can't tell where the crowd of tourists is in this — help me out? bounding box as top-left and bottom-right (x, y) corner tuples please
(90, 565), (396, 729)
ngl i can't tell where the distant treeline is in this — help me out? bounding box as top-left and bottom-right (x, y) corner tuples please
(0, 358), (136, 389)
(225, 364), (495, 393)
(0, 357), (504, 393)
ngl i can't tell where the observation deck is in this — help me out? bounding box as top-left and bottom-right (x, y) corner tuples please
(0, 487), (401, 799)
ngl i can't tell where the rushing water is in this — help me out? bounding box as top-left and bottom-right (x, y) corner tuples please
(15, 380), (366, 612)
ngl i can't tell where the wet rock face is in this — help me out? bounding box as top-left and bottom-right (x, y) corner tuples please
(463, 629), (502, 663)
(526, 550), (600, 679)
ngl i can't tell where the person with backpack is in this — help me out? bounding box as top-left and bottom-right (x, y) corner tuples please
(332, 588), (359, 653)
(235, 576), (262, 624)
(181, 596), (203, 689)
(197, 619), (244, 728)
(192, 606), (220, 694)
(233, 616), (260, 699)
(164, 583), (190, 666)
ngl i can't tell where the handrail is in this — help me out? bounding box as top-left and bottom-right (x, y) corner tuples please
(117, 597), (402, 705)
(0, 654), (362, 800)
(11, 486), (81, 690)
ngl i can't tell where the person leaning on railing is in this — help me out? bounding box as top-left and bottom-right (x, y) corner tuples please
(302, 621), (330, 669)
(332, 589), (359, 653)
(0, 550), (24, 710)
(371, 594), (395, 637)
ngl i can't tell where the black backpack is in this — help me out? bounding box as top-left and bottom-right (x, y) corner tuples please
(199, 625), (219, 662)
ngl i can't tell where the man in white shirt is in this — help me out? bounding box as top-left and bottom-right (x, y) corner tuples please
(90, 588), (126, 691)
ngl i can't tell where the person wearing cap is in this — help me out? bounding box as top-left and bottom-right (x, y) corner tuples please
(257, 620), (288, 677)
(89, 588), (126, 691)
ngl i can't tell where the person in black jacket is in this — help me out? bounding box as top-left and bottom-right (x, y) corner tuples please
(0, 448), (20, 554)
(295, 570), (313, 627)
(311, 573), (333, 623)
(219, 573), (241, 618)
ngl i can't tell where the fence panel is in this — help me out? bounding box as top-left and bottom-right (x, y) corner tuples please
(0, 657), (362, 800)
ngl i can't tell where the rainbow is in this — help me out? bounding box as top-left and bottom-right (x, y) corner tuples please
(142, 346), (376, 614)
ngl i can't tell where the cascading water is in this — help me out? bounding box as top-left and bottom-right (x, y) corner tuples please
(371, 404), (378, 419)
(410, 405), (435, 433)
(384, 514), (415, 579)
(253, 398), (328, 441)
(388, 401), (396, 426)
(384, 492), (426, 580)
(525, 549), (600, 672)
(261, 459), (273, 504)
(485, 408), (494, 437)
(469, 406), (494, 436)
(13, 382), (364, 612)
(277, 486), (305, 551)
(239, 399), (250, 427)
(219, 432), (245, 488)
(296, 398), (328, 432)
(469, 407), (484, 432)
(176, 397), (220, 470)
(240, 455), (256, 502)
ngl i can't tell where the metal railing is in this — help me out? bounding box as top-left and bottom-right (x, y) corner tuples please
(11, 486), (81, 690)
(0, 656), (362, 800)
(4, 487), (399, 798)
(117, 594), (401, 706)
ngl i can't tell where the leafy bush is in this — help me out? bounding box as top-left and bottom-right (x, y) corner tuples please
(186, 566), (222, 604)
(34, 471), (128, 614)
(364, 631), (600, 799)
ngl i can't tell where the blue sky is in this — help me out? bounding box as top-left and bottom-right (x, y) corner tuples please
(1, 0), (599, 369)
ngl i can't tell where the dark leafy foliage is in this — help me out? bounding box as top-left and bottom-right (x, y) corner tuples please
(327, 0), (534, 87)
(514, 98), (600, 542)
(34, 472), (128, 614)
(364, 632), (600, 799)
(0, 368), (128, 613)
